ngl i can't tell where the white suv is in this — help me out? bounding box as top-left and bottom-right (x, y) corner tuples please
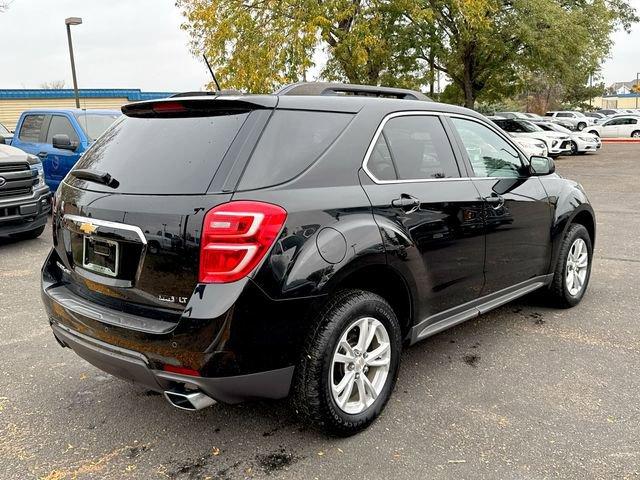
(545, 111), (595, 131)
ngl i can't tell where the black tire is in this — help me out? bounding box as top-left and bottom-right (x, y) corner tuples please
(577, 122), (586, 131)
(292, 289), (402, 436)
(569, 141), (578, 155)
(548, 224), (592, 308)
(631, 130), (640, 138)
(11, 225), (45, 240)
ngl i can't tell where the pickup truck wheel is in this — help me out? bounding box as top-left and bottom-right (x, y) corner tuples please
(292, 289), (401, 436)
(548, 224), (592, 308)
(11, 225), (45, 240)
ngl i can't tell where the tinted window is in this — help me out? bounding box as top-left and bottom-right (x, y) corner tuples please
(557, 112), (573, 118)
(239, 110), (352, 190)
(378, 115), (459, 180)
(18, 114), (45, 142)
(451, 118), (523, 178)
(75, 113), (121, 141)
(493, 119), (535, 133)
(71, 113), (250, 194)
(368, 134), (398, 181)
(46, 115), (80, 144)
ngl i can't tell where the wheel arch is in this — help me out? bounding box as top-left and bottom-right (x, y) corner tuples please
(323, 262), (415, 340)
(571, 209), (596, 248)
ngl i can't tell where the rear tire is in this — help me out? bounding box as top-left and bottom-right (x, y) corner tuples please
(292, 289), (402, 436)
(548, 224), (592, 308)
(631, 130), (640, 138)
(577, 122), (586, 131)
(11, 225), (45, 240)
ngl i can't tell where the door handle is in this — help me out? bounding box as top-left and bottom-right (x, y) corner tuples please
(37, 152), (47, 159)
(392, 194), (421, 213)
(484, 193), (505, 209)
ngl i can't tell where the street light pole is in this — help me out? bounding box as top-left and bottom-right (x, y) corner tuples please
(65, 17), (83, 109)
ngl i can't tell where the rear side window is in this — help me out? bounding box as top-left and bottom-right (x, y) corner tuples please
(368, 115), (459, 181)
(19, 114), (45, 142)
(238, 110), (352, 190)
(46, 115), (80, 144)
(71, 113), (250, 194)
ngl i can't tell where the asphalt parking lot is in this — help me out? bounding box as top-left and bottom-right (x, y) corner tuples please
(1, 143), (639, 480)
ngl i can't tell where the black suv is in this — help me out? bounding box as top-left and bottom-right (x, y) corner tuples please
(42, 82), (595, 435)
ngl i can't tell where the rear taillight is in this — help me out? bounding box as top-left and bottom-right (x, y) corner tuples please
(199, 201), (287, 283)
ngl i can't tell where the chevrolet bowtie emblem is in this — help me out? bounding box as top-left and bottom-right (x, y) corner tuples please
(79, 222), (98, 235)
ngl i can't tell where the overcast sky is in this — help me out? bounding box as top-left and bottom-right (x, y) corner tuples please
(0, 0), (639, 92)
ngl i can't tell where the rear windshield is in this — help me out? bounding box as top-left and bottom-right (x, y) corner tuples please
(70, 113), (249, 194)
(74, 113), (121, 142)
(238, 110), (353, 190)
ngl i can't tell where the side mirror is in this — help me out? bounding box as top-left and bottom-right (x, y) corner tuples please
(529, 156), (555, 176)
(52, 134), (77, 151)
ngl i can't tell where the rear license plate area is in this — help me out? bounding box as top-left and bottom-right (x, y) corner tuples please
(82, 236), (119, 277)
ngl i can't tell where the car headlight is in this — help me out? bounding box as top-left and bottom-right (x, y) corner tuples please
(578, 136), (594, 142)
(31, 163), (46, 187)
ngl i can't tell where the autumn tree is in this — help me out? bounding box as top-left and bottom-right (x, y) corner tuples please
(177, 0), (637, 108)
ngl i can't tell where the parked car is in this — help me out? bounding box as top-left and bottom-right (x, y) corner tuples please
(512, 135), (548, 157)
(545, 111), (595, 131)
(0, 122), (13, 145)
(584, 116), (640, 138)
(0, 143), (51, 239)
(534, 121), (601, 154)
(495, 111), (546, 122)
(584, 112), (608, 124)
(10, 109), (120, 192)
(42, 82), (596, 436)
(490, 117), (571, 156)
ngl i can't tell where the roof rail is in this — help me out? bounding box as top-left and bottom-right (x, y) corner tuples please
(170, 89), (242, 98)
(274, 82), (431, 101)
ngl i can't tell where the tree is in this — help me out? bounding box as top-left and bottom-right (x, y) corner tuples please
(40, 80), (66, 90)
(177, 0), (638, 108)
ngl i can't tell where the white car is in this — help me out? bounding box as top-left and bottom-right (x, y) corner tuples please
(490, 117), (571, 156)
(545, 111), (595, 131)
(534, 121), (601, 154)
(512, 135), (548, 157)
(584, 116), (640, 138)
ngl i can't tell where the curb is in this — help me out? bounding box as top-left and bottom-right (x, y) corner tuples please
(601, 138), (640, 143)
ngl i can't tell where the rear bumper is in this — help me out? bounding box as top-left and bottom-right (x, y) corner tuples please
(51, 322), (294, 404)
(42, 248), (318, 402)
(0, 188), (51, 236)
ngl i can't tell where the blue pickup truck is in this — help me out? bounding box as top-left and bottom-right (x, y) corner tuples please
(11, 109), (120, 191)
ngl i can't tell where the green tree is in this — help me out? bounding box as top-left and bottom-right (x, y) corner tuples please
(177, 0), (637, 108)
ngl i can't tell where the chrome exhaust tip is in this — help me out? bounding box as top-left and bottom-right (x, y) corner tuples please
(164, 389), (216, 411)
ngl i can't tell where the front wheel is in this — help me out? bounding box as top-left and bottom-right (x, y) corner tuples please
(577, 122), (586, 131)
(569, 141), (579, 155)
(292, 289), (402, 436)
(548, 224), (592, 308)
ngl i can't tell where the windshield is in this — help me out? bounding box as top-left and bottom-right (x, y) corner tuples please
(0, 123), (9, 135)
(74, 113), (121, 142)
(518, 120), (542, 132)
(549, 123), (571, 134)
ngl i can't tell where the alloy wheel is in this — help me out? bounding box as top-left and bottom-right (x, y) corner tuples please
(565, 238), (589, 296)
(329, 317), (391, 415)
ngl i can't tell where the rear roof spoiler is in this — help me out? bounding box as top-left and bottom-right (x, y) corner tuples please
(274, 82), (432, 101)
(121, 96), (277, 118)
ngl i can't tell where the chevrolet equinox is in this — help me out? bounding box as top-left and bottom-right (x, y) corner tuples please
(42, 82), (595, 435)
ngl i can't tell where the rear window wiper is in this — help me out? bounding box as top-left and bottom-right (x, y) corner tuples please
(70, 169), (120, 188)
